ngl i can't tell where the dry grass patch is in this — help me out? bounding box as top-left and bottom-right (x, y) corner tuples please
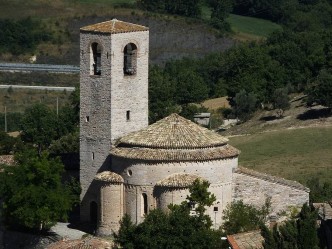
(201, 97), (230, 111)
(0, 88), (71, 113)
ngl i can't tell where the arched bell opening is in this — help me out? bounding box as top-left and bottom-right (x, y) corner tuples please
(90, 42), (102, 75)
(123, 43), (137, 75)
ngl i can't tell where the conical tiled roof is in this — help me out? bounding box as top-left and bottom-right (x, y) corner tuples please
(80, 19), (148, 34)
(156, 173), (205, 188)
(116, 113), (228, 149)
(94, 171), (124, 183)
(111, 113), (239, 161)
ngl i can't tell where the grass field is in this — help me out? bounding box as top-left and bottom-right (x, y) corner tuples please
(228, 127), (332, 185)
(227, 14), (282, 38)
(201, 5), (281, 39)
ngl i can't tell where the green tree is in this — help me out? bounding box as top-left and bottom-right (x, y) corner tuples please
(0, 17), (53, 55)
(278, 220), (298, 249)
(20, 103), (58, 155)
(0, 150), (78, 231)
(115, 179), (221, 249)
(222, 200), (269, 234)
(138, 0), (202, 18)
(261, 204), (319, 249)
(233, 90), (257, 122)
(180, 104), (208, 122)
(261, 224), (278, 249)
(187, 179), (216, 221)
(49, 131), (79, 154)
(148, 66), (178, 123)
(271, 88), (290, 118)
(137, 0), (165, 12)
(208, 0), (233, 31)
(297, 204), (319, 249)
(114, 214), (136, 249)
(175, 70), (209, 105)
(0, 131), (16, 155)
(307, 69), (332, 109)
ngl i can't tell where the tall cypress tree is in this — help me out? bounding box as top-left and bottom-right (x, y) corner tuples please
(297, 204), (319, 249)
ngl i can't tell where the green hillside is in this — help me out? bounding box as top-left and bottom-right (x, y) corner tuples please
(228, 127), (332, 185)
(227, 14), (282, 39)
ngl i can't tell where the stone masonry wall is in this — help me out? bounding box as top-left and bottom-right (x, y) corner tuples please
(98, 183), (124, 235)
(232, 171), (309, 216)
(111, 157), (238, 226)
(124, 185), (155, 224)
(111, 157), (237, 186)
(155, 184), (230, 228)
(80, 29), (149, 222)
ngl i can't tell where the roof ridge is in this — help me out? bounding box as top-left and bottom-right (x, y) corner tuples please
(80, 19), (148, 34)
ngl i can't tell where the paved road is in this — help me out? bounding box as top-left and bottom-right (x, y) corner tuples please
(0, 85), (75, 91)
(0, 62), (79, 73)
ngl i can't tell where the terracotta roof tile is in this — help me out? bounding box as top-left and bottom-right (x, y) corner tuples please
(111, 144), (239, 161)
(227, 230), (263, 249)
(118, 113), (228, 149)
(80, 19), (148, 34)
(111, 113), (239, 161)
(94, 171), (124, 183)
(116, 113), (229, 149)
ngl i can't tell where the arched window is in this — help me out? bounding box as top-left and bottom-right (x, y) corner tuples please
(123, 43), (137, 75)
(141, 193), (148, 216)
(90, 201), (98, 228)
(91, 42), (101, 75)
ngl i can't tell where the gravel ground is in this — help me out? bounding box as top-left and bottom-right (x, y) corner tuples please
(50, 223), (86, 240)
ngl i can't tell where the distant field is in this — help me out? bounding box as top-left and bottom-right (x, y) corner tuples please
(228, 127), (332, 185)
(201, 5), (281, 39)
(0, 72), (78, 87)
(0, 88), (70, 114)
(227, 14), (282, 38)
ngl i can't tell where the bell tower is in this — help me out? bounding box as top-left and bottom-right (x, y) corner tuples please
(79, 19), (149, 222)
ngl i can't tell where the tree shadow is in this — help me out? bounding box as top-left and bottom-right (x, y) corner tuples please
(297, 108), (331, 120)
(259, 115), (279, 121)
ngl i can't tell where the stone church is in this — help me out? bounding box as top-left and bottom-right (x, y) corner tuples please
(79, 19), (309, 235)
